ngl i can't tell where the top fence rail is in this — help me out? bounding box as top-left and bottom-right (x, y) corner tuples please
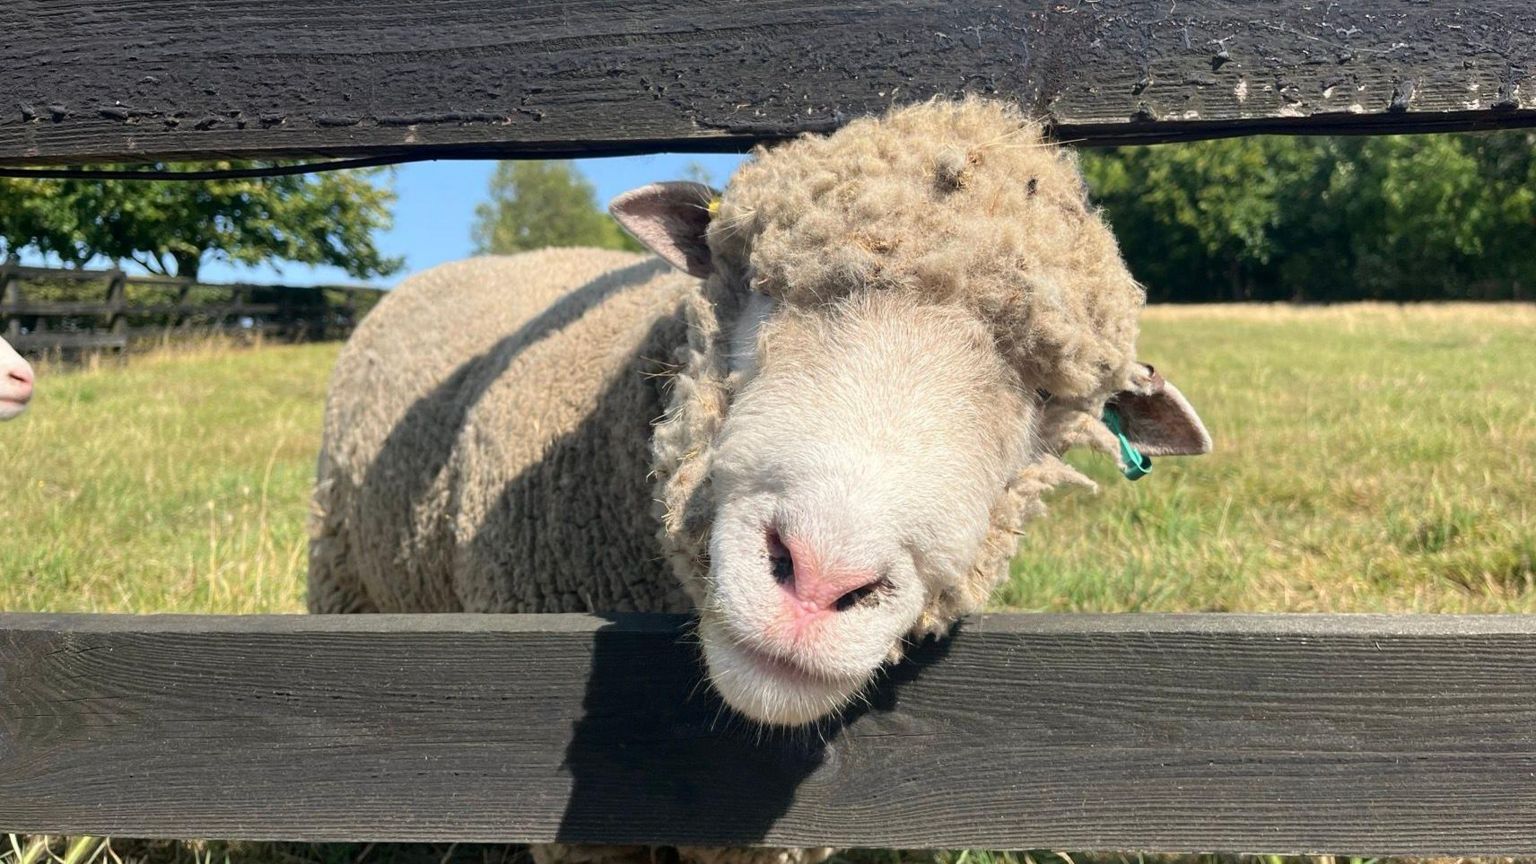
(2, 0), (1535, 166)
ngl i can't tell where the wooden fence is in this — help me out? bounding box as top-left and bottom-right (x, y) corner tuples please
(1, 263), (384, 354)
(4, 612), (1535, 855)
(2, 0), (1535, 855)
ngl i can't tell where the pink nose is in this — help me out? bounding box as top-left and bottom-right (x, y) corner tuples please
(6, 361), (31, 397)
(771, 531), (886, 616)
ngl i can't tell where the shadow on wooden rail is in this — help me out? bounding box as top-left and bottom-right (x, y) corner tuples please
(1, 612), (1533, 855)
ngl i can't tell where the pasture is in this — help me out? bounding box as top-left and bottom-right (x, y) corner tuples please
(3, 303), (1534, 864)
(4, 303), (1533, 617)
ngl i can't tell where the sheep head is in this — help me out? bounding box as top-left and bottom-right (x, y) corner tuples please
(0, 336), (34, 420)
(612, 98), (1210, 727)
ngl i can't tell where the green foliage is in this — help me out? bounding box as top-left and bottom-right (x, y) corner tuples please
(471, 161), (639, 254)
(1082, 132), (1536, 302)
(0, 164), (402, 280)
(679, 159), (716, 187)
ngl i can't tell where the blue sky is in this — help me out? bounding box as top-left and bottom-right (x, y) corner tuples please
(187, 152), (750, 287)
(16, 152), (748, 286)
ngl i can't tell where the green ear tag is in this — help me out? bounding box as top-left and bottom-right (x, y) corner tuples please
(1102, 405), (1151, 481)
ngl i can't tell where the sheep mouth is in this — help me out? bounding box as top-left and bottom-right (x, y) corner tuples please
(731, 640), (850, 688)
(698, 618), (873, 725)
(710, 612), (876, 687)
(0, 394), (28, 417)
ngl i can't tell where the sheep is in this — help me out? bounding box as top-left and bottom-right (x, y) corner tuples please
(310, 97), (1210, 863)
(0, 335), (34, 420)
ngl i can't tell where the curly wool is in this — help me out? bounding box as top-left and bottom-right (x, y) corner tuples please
(710, 97), (1145, 401)
(652, 98), (1147, 636)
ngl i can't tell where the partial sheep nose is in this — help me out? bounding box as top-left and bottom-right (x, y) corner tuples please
(770, 529), (889, 614)
(8, 361), (33, 388)
(6, 360), (32, 400)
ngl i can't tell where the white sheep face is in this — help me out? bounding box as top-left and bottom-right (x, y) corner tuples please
(0, 336), (34, 420)
(700, 291), (1033, 725)
(611, 179), (1209, 728)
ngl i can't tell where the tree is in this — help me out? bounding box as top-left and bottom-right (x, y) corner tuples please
(0, 164), (401, 280)
(1082, 138), (1310, 301)
(471, 161), (639, 254)
(679, 160), (715, 187)
(1082, 131), (1536, 302)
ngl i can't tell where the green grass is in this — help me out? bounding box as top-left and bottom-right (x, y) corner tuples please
(5, 304), (1532, 616)
(1004, 303), (1536, 614)
(0, 339), (332, 613)
(3, 305), (1535, 864)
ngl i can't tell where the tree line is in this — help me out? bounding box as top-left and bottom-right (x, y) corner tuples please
(1080, 132), (1536, 302)
(4, 133), (1534, 302)
(474, 134), (1536, 303)
(0, 165), (400, 281)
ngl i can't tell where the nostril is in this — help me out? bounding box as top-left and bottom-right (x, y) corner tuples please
(833, 576), (892, 612)
(8, 365), (31, 386)
(767, 528), (794, 585)
(768, 529), (889, 613)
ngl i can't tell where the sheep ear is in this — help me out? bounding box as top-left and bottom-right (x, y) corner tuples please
(610, 181), (719, 278)
(1108, 364), (1212, 457)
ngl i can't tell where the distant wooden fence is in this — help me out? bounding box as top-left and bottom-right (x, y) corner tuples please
(2, 0), (1536, 856)
(0, 263), (384, 353)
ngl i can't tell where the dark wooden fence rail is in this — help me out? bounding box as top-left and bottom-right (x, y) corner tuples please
(1, 0), (1535, 165)
(2, 612), (1534, 855)
(0, 263), (384, 353)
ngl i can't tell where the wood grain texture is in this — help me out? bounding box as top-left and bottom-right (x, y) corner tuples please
(2, 612), (1535, 854)
(1, 1), (1535, 165)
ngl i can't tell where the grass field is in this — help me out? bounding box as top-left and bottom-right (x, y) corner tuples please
(3, 305), (1535, 864)
(1007, 302), (1536, 614)
(4, 304), (1533, 615)
(0, 338), (331, 612)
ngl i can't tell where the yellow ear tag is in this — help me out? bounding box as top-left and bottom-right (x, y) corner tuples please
(707, 197), (722, 219)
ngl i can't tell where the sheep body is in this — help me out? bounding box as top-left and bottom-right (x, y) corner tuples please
(310, 249), (695, 614)
(311, 96), (1201, 864)
(312, 95), (1150, 634)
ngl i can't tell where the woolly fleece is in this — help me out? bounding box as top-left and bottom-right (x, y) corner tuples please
(309, 249), (695, 614)
(312, 96), (1156, 864)
(311, 96), (1151, 647)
